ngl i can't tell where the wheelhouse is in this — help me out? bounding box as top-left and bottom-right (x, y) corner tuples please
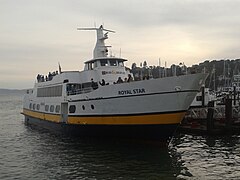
(84, 57), (127, 70)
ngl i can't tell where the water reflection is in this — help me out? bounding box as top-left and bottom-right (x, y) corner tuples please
(170, 133), (240, 179)
(2, 93), (240, 179)
(23, 126), (182, 179)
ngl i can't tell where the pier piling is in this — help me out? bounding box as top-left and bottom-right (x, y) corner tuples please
(225, 98), (232, 129)
(207, 101), (214, 133)
(201, 86), (205, 107)
(233, 85), (236, 106)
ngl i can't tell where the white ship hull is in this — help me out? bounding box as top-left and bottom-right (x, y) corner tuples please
(23, 73), (206, 140)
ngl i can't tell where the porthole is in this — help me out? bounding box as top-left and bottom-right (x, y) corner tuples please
(45, 105), (49, 111)
(29, 103), (32, 109)
(91, 105), (94, 110)
(69, 105), (76, 113)
(55, 105), (60, 113)
(82, 105), (85, 110)
(50, 105), (54, 112)
(33, 104), (36, 110)
(36, 104), (40, 110)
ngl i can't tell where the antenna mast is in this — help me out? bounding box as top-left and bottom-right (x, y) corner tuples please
(77, 25), (115, 59)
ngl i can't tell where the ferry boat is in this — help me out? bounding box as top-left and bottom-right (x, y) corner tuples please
(22, 25), (207, 141)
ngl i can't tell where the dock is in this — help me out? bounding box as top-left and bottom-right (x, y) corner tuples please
(179, 96), (240, 135)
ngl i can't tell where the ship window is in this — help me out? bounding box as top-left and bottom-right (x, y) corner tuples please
(118, 61), (124, 67)
(100, 60), (108, 66)
(63, 79), (69, 83)
(36, 104), (40, 110)
(94, 61), (98, 68)
(50, 105), (54, 112)
(91, 105), (95, 110)
(66, 82), (98, 95)
(45, 105), (49, 111)
(82, 105), (85, 110)
(33, 104), (36, 110)
(29, 103), (32, 109)
(110, 60), (117, 66)
(37, 85), (63, 97)
(196, 96), (203, 101)
(69, 105), (76, 113)
(87, 63), (93, 70)
(55, 105), (60, 113)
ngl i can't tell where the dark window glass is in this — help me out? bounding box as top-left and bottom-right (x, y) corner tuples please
(196, 96), (203, 101)
(100, 60), (108, 66)
(50, 105), (54, 112)
(69, 105), (76, 113)
(63, 79), (69, 83)
(45, 105), (49, 111)
(29, 103), (32, 109)
(55, 105), (60, 113)
(37, 85), (63, 97)
(110, 60), (117, 66)
(36, 104), (40, 110)
(33, 104), (36, 110)
(82, 105), (85, 110)
(91, 105), (95, 110)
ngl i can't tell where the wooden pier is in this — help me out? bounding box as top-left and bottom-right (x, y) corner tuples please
(179, 97), (240, 135)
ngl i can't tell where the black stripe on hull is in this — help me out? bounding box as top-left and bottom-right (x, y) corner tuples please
(24, 115), (179, 141)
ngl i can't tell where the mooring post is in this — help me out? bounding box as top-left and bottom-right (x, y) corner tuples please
(233, 85), (236, 106)
(207, 101), (214, 133)
(225, 97), (232, 129)
(201, 86), (205, 107)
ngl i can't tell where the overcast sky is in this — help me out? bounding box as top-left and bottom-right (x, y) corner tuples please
(1, 0), (240, 89)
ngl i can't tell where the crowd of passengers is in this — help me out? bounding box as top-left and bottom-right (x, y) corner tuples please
(67, 74), (135, 95)
(99, 74), (133, 86)
(37, 71), (59, 82)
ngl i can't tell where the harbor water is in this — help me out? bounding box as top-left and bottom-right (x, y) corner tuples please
(1, 93), (240, 179)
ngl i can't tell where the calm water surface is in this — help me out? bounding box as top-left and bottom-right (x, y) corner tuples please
(0, 94), (240, 179)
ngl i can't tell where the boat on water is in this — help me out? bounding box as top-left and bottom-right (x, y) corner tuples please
(190, 87), (216, 108)
(22, 25), (207, 141)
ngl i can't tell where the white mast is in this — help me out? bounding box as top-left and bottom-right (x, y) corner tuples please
(158, 58), (161, 78)
(77, 25), (115, 59)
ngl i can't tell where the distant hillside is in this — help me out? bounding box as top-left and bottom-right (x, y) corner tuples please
(0, 89), (26, 95)
(131, 58), (240, 90)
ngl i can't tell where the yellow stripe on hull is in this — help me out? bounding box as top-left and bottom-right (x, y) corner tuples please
(68, 112), (185, 125)
(22, 109), (185, 125)
(23, 109), (61, 123)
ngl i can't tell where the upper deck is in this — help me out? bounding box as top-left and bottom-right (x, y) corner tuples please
(28, 26), (133, 97)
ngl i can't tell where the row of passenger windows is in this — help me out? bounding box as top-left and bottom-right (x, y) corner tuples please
(29, 103), (96, 114)
(69, 104), (95, 113)
(37, 85), (62, 97)
(29, 103), (60, 113)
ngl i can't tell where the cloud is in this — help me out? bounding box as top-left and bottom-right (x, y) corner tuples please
(0, 0), (240, 88)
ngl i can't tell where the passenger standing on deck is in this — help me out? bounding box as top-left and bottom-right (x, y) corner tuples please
(116, 77), (123, 84)
(37, 74), (41, 82)
(99, 79), (106, 86)
(127, 74), (133, 82)
(91, 78), (98, 89)
(41, 75), (44, 82)
(48, 72), (52, 81)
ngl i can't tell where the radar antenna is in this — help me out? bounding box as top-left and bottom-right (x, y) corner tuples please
(77, 25), (115, 58)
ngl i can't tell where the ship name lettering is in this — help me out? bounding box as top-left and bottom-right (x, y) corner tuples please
(118, 88), (145, 95)
(133, 88), (145, 94)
